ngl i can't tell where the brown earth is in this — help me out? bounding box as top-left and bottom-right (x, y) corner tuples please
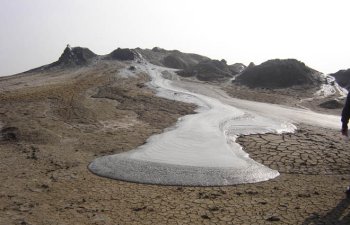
(0, 61), (349, 225)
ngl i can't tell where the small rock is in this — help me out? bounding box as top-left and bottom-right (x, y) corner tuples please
(137, 83), (145, 88)
(245, 190), (258, 195)
(201, 214), (210, 220)
(41, 184), (49, 189)
(132, 206), (146, 212)
(298, 193), (311, 198)
(1, 127), (20, 141)
(176, 187), (183, 191)
(266, 216), (281, 222)
(128, 66), (136, 71)
(208, 206), (219, 212)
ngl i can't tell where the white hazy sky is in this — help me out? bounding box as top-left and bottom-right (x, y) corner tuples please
(1, 0), (349, 76)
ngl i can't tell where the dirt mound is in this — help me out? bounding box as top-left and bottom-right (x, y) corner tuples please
(228, 63), (246, 75)
(234, 59), (322, 88)
(57, 46), (97, 66)
(136, 48), (209, 70)
(105, 48), (138, 61)
(151, 47), (167, 53)
(162, 55), (189, 69)
(24, 46), (97, 73)
(330, 69), (350, 90)
(177, 59), (244, 81)
(319, 99), (344, 109)
(161, 51), (210, 70)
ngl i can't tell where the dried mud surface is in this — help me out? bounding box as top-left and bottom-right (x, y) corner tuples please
(0, 62), (350, 225)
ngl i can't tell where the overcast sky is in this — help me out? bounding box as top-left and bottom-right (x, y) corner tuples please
(1, 0), (349, 76)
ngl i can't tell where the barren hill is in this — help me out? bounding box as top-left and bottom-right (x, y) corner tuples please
(177, 59), (246, 81)
(136, 47), (210, 70)
(26, 46), (97, 73)
(234, 59), (322, 89)
(330, 68), (350, 90)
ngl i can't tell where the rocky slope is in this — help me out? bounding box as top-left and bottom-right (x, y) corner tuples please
(139, 47), (247, 82)
(26, 46), (213, 74)
(135, 47), (210, 70)
(177, 59), (246, 82)
(104, 48), (139, 61)
(330, 68), (350, 90)
(57, 45), (97, 65)
(26, 46), (98, 73)
(234, 59), (322, 89)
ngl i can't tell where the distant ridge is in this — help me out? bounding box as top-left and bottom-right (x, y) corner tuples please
(22, 45), (331, 92)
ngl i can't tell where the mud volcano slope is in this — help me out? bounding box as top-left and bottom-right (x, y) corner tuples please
(234, 59), (322, 89)
(25, 46), (98, 73)
(56, 46), (97, 65)
(104, 48), (139, 61)
(330, 68), (350, 90)
(136, 47), (209, 70)
(177, 59), (246, 81)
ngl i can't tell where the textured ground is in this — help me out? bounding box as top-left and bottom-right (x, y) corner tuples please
(0, 62), (350, 225)
(237, 124), (350, 176)
(223, 84), (344, 116)
(1, 125), (349, 225)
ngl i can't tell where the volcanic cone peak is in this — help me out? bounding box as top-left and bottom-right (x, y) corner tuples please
(57, 45), (97, 66)
(234, 59), (323, 89)
(23, 45), (97, 73)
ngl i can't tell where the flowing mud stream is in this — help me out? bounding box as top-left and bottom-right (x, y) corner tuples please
(89, 63), (340, 186)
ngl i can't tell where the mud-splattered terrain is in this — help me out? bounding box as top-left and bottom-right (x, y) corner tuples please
(0, 59), (349, 225)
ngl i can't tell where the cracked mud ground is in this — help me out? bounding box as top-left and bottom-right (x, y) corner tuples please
(1, 63), (350, 225)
